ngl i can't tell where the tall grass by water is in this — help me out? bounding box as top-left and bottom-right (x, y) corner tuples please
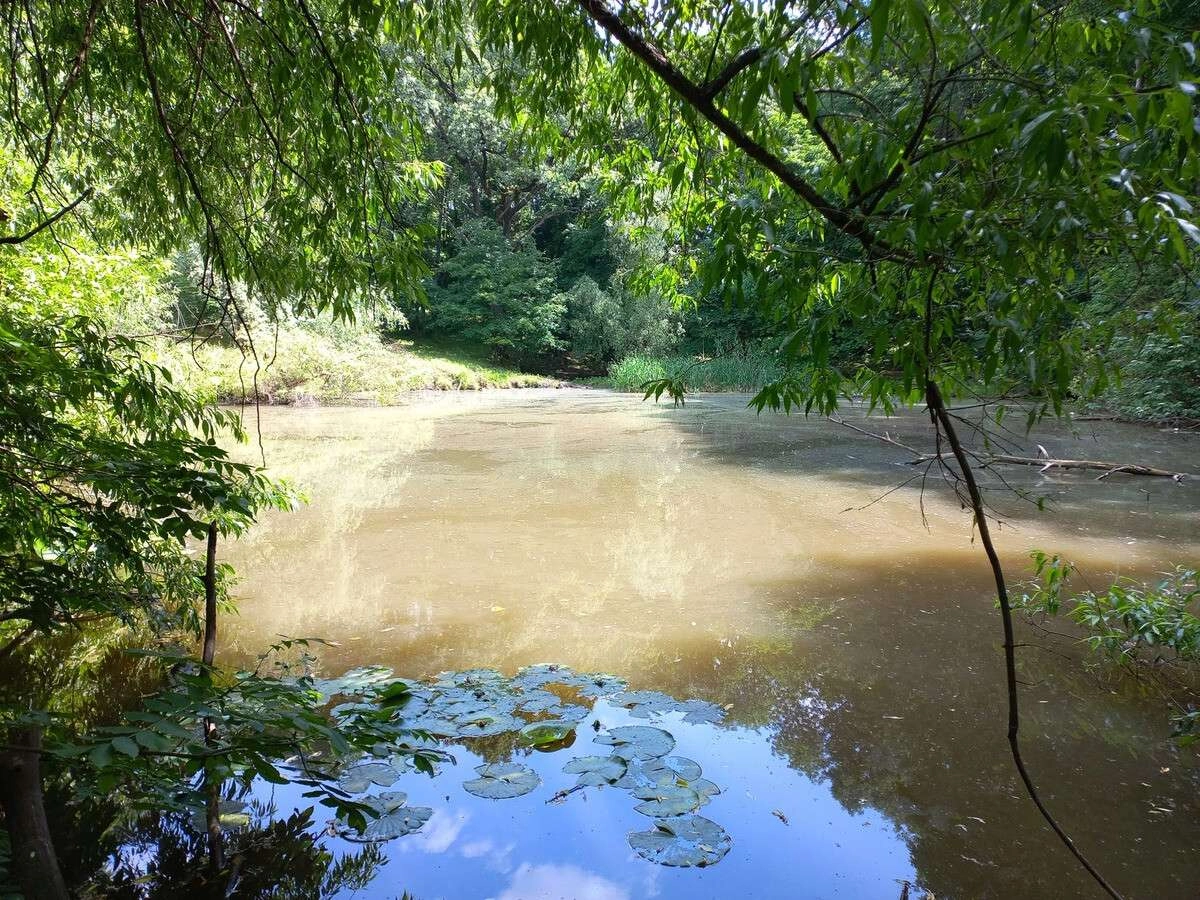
(166, 324), (553, 406)
(605, 352), (783, 393)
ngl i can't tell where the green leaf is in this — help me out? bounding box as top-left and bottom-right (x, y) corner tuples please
(462, 763), (541, 799)
(111, 736), (139, 758)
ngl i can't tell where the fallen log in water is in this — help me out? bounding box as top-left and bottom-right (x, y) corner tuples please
(827, 416), (1190, 481)
(912, 452), (1189, 482)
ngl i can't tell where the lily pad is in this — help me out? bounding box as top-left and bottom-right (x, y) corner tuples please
(596, 725), (675, 760)
(462, 762), (540, 799)
(544, 703), (589, 723)
(367, 790), (408, 812)
(688, 778), (721, 802)
(576, 673), (628, 698)
(519, 719), (578, 747)
(627, 815), (732, 867)
(678, 699), (726, 725)
(610, 690), (679, 718)
(338, 762), (400, 794)
(406, 716), (460, 737)
(512, 663), (574, 690)
(357, 806), (433, 842)
(562, 754), (628, 786)
(632, 783), (703, 817)
(312, 666), (394, 701)
(455, 712), (522, 737)
(642, 756), (704, 783)
(517, 690), (564, 713)
(339, 792), (432, 842)
(435, 668), (506, 687)
(440, 699), (496, 720)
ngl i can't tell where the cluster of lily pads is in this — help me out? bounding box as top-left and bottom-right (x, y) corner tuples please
(308, 664), (732, 867)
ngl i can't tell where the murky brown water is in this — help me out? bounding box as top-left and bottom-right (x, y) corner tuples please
(222, 391), (1200, 899)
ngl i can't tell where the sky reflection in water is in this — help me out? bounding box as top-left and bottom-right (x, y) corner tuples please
(254, 697), (915, 899)
(221, 392), (1200, 898)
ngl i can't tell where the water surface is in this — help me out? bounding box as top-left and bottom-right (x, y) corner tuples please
(223, 391), (1200, 899)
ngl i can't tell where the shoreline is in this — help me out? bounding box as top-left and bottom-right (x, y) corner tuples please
(214, 388), (1199, 432)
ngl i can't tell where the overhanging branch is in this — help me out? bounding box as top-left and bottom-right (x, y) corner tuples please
(0, 189), (91, 245)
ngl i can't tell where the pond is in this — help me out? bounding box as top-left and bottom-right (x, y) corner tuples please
(215, 390), (1199, 899)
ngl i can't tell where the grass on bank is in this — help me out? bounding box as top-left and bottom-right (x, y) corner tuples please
(158, 322), (554, 406)
(594, 352), (784, 393)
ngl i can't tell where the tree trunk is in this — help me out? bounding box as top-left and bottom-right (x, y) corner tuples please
(202, 521), (218, 668)
(204, 771), (224, 875)
(201, 521), (224, 875)
(0, 727), (69, 900)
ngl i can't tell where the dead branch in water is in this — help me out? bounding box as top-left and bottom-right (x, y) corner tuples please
(914, 453), (1188, 482)
(827, 416), (1189, 482)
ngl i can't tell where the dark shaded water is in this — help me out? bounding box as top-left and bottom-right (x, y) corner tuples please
(218, 391), (1200, 899)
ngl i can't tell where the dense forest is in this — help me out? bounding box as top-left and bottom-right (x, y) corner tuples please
(1, 0), (1198, 897)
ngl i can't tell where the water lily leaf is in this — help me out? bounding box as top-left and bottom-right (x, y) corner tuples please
(610, 690), (679, 718)
(613, 763), (658, 791)
(577, 674), (628, 698)
(512, 663), (574, 690)
(544, 703), (589, 723)
(632, 783), (702, 817)
(338, 792), (431, 842)
(518, 690), (563, 713)
(463, 762), (540, 799)
(689, 779), (721, 802)
(338, 762), (400, 794)
(455, 713), (522, 737)
(435, 668), (506, 687)
(406, 716), (459, 737)
(618, 758), (719, 802)
(440, 699), (496, 720)
(627, 815), (731, 867)
(313, 666), (394, 700)
(389, 695), (432, 723)
(434, 684), (516, 712)
(562, 754), (628, 786)
(642, 756), (703, 783)
(356, 806), (433, 841)
(368, 791), (408, 812)
(519, 719), (577, 747)
(596, 725), (674, 760)
(678, 699), (726, 725)
(191, 800), (249, 833)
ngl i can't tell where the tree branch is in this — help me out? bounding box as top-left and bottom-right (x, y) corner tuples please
(577, 0), (908, 263)
(925, 379), (1123, 900)
(0, 189), (91, 244)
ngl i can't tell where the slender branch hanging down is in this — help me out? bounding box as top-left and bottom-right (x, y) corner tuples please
(924, 379), (1124, 900)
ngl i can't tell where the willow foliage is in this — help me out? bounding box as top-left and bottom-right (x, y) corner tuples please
(457, 0), (1200, 417)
